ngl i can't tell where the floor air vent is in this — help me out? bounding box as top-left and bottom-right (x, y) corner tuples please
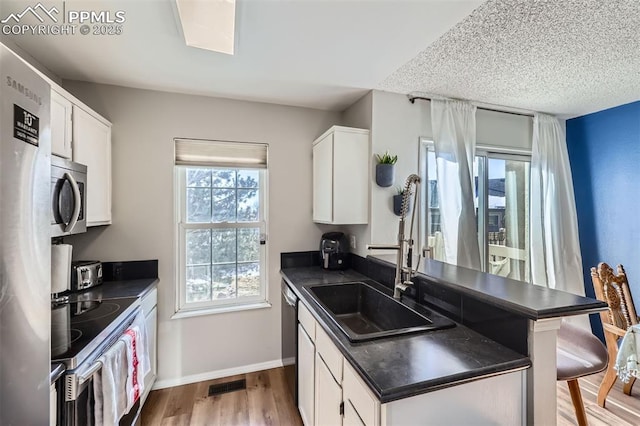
(208, 378), (246, 396)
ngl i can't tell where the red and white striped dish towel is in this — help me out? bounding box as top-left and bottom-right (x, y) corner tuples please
(121, 311), (151, 413)
(94, 310), (151, 425)
(93, 340), (129, 426)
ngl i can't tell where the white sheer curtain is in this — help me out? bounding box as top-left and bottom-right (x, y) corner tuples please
(530, 114), (585, 297)
(431, 99), (481, 270)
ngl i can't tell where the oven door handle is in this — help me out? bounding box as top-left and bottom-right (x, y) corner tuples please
(62, 172), (82, 233)
(77, 360), (103, 386)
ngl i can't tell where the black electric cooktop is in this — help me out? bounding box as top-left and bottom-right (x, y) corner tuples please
(51, 296), (139, 369)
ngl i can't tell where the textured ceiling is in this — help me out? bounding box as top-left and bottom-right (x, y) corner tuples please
(3, 0), (638, 116)
(379, 0), (640, 118)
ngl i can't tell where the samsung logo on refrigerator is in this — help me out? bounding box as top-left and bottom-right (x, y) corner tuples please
(5, 76), (42, 106)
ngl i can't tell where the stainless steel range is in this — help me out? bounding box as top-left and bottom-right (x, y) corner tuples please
(51, 296), (141, 426)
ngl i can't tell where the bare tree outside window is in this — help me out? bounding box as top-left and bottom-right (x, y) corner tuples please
(181, 168), (264, 306)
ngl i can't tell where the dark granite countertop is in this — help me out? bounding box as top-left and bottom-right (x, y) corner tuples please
(281, 266), (531, 403)
(67, 278), (157, 302)
(371, 255), (607, 319)
(279, 267), (368, 287)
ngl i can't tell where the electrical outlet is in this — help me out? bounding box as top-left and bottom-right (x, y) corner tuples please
(350, 235), (357, 249)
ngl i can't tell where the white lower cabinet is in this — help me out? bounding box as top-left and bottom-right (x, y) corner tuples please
(379, 370), (526, 425)
(315, 353), (343, 426)
(141, 288), (158, 404)
(298, 324), (316, 426)
(343, 362), (379, 426)
(298, 303), (348, 426)
(297, 303), (526, 426)
(143, 307), (157, 393)
(343, 400), (365, 426)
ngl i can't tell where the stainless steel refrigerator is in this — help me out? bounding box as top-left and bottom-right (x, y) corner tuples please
(0, 43), (51, 424)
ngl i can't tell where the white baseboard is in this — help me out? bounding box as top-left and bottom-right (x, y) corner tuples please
(282, 356), (295, 366)
(152, 358), (288, 390)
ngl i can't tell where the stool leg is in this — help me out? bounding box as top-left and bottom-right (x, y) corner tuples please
(623, 377), (636, 396)
(567, 379), (588, 426)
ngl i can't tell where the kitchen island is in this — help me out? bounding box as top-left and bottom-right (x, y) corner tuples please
(281, 253), (607, 425)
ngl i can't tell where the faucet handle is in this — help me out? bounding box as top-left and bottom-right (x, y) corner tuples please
(396, 282), (410, 293)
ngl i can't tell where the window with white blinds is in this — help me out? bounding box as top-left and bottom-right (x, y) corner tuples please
(175, 138), (268, 169)
(174, 139), (269, 316)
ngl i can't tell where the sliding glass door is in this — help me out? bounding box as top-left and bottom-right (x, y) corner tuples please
(420, 140), (531, 281)
(479, 154), (530, 281)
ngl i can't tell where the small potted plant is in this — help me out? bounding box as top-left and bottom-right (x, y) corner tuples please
(393, 186), (410, 216)
(375, 150), (397, 187)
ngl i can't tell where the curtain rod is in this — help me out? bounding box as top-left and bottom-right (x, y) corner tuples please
(408, 96), (534, 118)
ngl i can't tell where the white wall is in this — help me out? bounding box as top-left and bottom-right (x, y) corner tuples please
(341, 90), (429, 257)
(0, 38), (62, 84)
(339, 92), (373, 256)
(341, 90), (533, 258)
(341, 91), (373, 131)
(369, 91), (431, 253)
(64, 81), (340, 386)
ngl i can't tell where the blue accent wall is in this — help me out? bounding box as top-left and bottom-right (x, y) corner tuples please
(567, 101), (640, 338)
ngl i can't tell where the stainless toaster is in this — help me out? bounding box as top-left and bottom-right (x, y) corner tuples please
(71, 261), (103, 291)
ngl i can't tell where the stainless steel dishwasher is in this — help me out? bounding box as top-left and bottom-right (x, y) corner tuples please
(281, 280), (298, 405)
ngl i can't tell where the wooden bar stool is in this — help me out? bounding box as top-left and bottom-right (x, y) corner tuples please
(590, 262), (638, 407)
(557, 321), (608, 426)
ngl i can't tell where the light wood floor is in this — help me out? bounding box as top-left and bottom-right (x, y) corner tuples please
(143, 367), (639, 425)
(141, 367), (302, 426)
(557, 370), (640, 426)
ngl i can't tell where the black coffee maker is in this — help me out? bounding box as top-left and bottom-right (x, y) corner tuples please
(319, 232), (350, 270)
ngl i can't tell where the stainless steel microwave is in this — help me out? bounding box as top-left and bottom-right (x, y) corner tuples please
(51, 156), (87, 237)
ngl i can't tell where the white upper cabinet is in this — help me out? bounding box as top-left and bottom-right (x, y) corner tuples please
(313, 135), (333, 223)
(17, 48), (113, 227)
(72, 105), (112, 226)
(51, 90), (73, 159)
(313, 126), (369, 225)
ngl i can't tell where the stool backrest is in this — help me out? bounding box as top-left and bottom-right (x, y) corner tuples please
(591, 263), (638, 335)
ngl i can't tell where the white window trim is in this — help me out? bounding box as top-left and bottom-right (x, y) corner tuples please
(418, 139), (432, 261)
(171, 301), (272, 319)
(173, 167), (270, 317)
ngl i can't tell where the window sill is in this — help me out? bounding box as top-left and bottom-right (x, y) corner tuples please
(171, 301), (272, 319)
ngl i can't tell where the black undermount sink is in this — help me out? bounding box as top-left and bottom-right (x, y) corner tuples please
(305, 282), (455, 342)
